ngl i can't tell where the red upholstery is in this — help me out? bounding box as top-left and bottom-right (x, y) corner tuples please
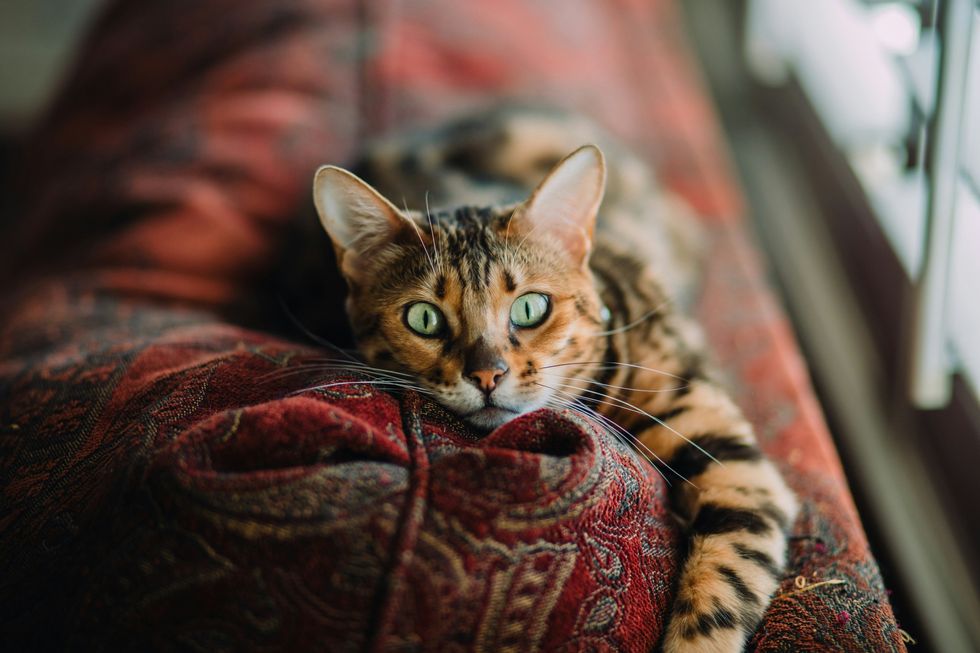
(0, 0), (906, 650)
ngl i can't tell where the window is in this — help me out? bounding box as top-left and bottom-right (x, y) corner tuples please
(747, 0), (980, 409)
(721, 1), (980, 649)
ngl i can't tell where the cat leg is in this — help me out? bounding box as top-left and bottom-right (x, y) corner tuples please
(633, 381), (798, 653)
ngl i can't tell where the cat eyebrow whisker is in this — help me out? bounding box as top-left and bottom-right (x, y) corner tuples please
(514, 216), (543, 250)
(590, 300), (671, 336)
(504, 208), (516, 240)
(423, 190), (445, 269)
(403, 196), (438, 278)
(538, 373), (687, 394)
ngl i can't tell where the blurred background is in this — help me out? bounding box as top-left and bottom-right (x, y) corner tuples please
(681, 2), (980, 651)
(0, 0), (101, 236)
(1, 0), (977, 651)
(0, 0), (101, 131)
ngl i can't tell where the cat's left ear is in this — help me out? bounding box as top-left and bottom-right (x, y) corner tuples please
(513, 144), (606, 267)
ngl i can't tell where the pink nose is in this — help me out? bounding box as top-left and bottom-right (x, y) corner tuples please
(469, 368), (507, 393)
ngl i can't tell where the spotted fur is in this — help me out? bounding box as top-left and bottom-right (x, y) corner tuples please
(312, 107), (797, 652)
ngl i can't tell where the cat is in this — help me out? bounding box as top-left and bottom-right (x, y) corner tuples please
(309, 107), (798, 652)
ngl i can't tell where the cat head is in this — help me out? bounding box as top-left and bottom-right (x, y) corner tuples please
(313, 145), (607, 431)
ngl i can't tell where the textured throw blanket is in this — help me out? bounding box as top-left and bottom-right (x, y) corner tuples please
(0, 0), (905, 650)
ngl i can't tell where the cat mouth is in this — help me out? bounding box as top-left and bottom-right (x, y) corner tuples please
(463, 406), (520, 431)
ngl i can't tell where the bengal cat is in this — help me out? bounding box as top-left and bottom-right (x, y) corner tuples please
(309, 107), (797, 652)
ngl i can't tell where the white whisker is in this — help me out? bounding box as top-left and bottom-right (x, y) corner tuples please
(539, 372), (687, 394)
(258, 364), (414, 385)
(541, 388), (689, 486)
(297, 359), (416, 378)
(515, 214), (543, 250)
(404, 197), (437, 278)
(540, 360), (689, 383)
(289, 379), (435, 397)
(590, 299), (671, 337)
(544, 396), (654, 472)
(424, 190), (444, 268)
(550, 382), (720, 467)
(277, 295), (364, 365)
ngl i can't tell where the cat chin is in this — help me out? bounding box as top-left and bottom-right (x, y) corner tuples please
(463, 406), (522, 432)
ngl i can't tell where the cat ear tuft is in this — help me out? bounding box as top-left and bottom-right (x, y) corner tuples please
(515, 144), (606, 266)
(313, 165), (408, 272)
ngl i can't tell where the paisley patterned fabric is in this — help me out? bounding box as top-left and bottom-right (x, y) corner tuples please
(0, 0), (905, 650)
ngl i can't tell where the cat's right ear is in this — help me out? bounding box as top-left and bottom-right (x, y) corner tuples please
(313, 166), (409, 278)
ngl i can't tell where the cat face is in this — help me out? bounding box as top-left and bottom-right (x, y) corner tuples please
(314, 146), (607, 431)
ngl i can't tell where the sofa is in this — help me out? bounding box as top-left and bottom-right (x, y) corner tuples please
(0, 0), (906, 650)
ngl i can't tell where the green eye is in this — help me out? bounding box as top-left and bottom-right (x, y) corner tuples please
(510, 292), (550, 328)
(405, 302), (445, 336)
